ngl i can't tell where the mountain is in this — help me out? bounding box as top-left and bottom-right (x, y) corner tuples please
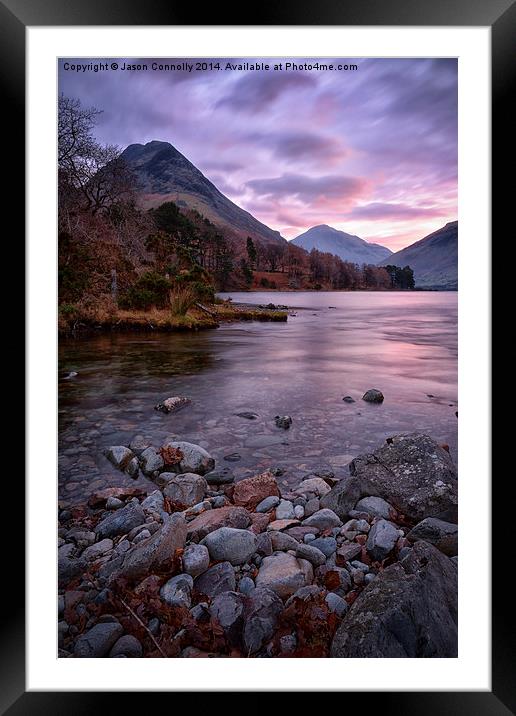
(379, 220), (457, 290)
(121, 140), (285, 245)
(291, 224), (392, 264)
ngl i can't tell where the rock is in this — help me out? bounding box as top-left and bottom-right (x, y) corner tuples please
(209, 592), (246, 646)
(194, 562), (236, 599)
(224, 453), (241, 462)
(269, 531), (299, 551)
(95, 501), (146, 539)
(202, 527), (257, 565)
(362, 388), (384, 403)
(325, 592), (348, 616)
(232, 471), (280, 511)
(279, 634), (297, 653)
(293, 478), (331, 498)
(304, 533), (316, 543)
(295, 543), (326, 566)
(285, 526), (319, 541)
(342, 396), (355, 403)
(331, 541), (458, 657)
(190, 602), (210, 623)
(336, 543), (362, 564)
(275, 415), (292, 429)
(106, 497), (124, 511)
(133, 529), (151, 544)
(267, 519), (300, 532)
(255, 532), (273, 556)
(82, 539), (114, 561)
(275, 499), (295, 520)
(255, 496), (280, 513)
(186, 506), (251, 542)
(321, 434), (458, 522)
(74, 622), (123, 657)
(407, 518), (458, 556)
(294, 505), (305, 520)
(309, 536), (337, 557)
(242, 587), (283, 654)
(248, 512), (271, 534)
(205, 468), (235, 485)
(302, 508), (342, 531)
(141, 490), (164, 514)
(109, 635), (143, 658)
(303, 498), (320, 517)
(182, 544), (210, 577)
(239, 576), (255, 595)
(161, 440), (214, 475)
(321, 566), (352, 595)
(366, 519), (400, 561)
(116, 513), (187, 582)
(139, 447), (164, 476)
(285, 585), (324, 606)
(255, 552), (314, 599)
(154, 396), (191, 414)
(163, 473), (207, 508)
(87, 487), (146, 508)
(355, 496), (394, 520)
(160, 574), (193, 608)
(235, 412), (258, 420)
(104, 446), (134, 471)
(129, 435), (150, 456)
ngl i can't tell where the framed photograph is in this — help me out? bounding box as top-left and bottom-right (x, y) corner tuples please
(4, 0), (510, 708)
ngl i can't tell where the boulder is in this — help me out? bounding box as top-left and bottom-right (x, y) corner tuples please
(302, 508), (342, 531)
(321, 434), (458, 523)
(163, 473), (207, 508)
(366, 519), (400, 561)
(182, 543), (210, 577)
(255, 496), (280, 513)
(232, 470), (280, 511)
(139, 447), (164, 476)
(201, 527), (257, 566)
(362, 389), (384, 403)
(293, 477), (331, 498)
(331, 541), (458, 657)
(209, 591), (246, 646)
(194, 562), (236, 599)
(74, 622), (123, 658)
(115, 513), (187, 582)
(109, 635), (143, 658)
(141, 490), (164, 514)
(407, 518), (458, 556)
(242, 587), (284, 654)
(95, 501), (146, 539)
(160, 574), (194, 608)
(161, 440), (214, 475)
(355, 496), (394, 520)
(104, 446), (135, 471)
(255, 552), (314, 599)
(186, 506), (251, 542)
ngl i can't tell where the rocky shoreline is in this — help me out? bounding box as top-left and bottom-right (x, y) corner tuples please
(58, 432), (458, 658)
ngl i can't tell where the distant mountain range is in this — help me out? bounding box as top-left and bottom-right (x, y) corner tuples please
(291, 224), (392, 264)
(379, 220), (458, 290)
(121, 140), (285, 245)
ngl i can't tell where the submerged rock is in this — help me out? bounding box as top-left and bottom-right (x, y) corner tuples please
(321, 433), (458, 523)
(362, 389), (384, 403)
(154, 396), (191, 414)
(104, 446), (135, 471)
(331, 541), (458, 657)
(275, 415), (292, 429)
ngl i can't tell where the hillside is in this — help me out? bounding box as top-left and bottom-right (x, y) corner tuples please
(291, 224), (392, 264)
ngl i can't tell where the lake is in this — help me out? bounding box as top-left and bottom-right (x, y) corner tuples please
(58, 291), (457, 504)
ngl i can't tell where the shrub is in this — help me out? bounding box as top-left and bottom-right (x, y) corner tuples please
(119, 271), (171, 310)
(169, 285), (197, 316)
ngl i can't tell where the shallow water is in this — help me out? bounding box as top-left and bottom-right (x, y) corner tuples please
(58, 291), (457, 504)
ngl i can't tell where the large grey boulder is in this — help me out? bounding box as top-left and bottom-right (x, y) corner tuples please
(161, 440), (215, 475)
(255, 552), (314, 599)
(163, 473), (207, 508)
(366, 519), (400, 561)
(321, 434), (458, 523)
(95, 501), (146, 539)
(302, 508), (342, 531)
(331, 541), (458, 657)
(114, 512), (187, 582)
(407, 518), (458, 556)
(201, 527), (257, 565)
(74, 622), (124, 657)
(242, 587), (283, 654)
(139, 447), (165, 476)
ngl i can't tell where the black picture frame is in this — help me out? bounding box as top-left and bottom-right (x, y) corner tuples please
(5, 0), (510, 709)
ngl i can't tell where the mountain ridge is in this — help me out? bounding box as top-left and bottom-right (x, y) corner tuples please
(121, 140), (285, 245)
(291, 224), (392, 264)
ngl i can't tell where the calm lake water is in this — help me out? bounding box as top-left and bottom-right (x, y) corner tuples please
(58, 291), (457, 504)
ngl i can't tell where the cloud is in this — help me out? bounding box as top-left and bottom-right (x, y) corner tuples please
(246, 173), (368, 203)
(216, 72), (316, 113)
(349, 202), (444, 221)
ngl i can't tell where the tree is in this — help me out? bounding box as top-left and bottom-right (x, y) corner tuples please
(246, 237), (257, 268)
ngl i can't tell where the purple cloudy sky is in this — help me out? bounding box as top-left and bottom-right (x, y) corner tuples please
(59, 58), (457, 250)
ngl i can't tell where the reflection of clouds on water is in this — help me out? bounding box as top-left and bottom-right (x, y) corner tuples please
(58, 291), (458, 503)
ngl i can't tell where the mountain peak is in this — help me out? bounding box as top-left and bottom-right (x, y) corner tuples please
(291, 224), (391, 264)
